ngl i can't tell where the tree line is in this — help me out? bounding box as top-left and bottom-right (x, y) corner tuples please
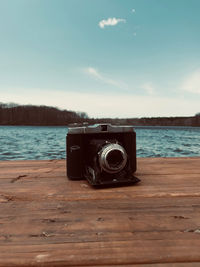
(89, 115), (200, 127)
(0, 102), (199, 127)
(0, 103), (88, 125)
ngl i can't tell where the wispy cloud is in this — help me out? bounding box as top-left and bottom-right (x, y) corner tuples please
(99, 17), (126, 29)
(182, 69), (200, 94)
(141, 82), (156, 95)
(85, 67), (101, 79)
(132, 8), (136, 13)
(84, 67), (127, 89)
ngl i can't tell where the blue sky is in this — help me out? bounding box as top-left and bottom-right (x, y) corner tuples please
(0, 0), (200, 118)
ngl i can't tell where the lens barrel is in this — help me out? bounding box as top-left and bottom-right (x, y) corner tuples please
(99, 143), (127, 173)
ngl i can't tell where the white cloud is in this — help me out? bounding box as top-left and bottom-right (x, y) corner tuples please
(1, 89), (199, 118)
(141, 82), (155, 95)
(132, 9), (136, 13)
(84, 67), (127, 89)
(85, 67), (101, 79)
(99, 17), (126, 29)
(182, 69), (200, 94)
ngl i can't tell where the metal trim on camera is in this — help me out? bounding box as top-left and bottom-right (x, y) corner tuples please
(68, 123), (134, 134)
(98, 143), (127, 174)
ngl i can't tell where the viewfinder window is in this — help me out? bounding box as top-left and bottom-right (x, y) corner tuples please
(101, 125), (107, 131)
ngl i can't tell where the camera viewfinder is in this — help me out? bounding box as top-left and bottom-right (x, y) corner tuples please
(101, 125), (107, 131)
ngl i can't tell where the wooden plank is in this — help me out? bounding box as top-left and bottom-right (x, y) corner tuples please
(0, 158), (200, 202)
(1, 198), (200, 245)
(0, 157), (199, 266)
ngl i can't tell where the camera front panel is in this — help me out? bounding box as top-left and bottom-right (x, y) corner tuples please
(82, 131), (137, 185)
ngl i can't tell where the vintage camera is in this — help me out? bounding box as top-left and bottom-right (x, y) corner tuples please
(66, 124), (140, 187)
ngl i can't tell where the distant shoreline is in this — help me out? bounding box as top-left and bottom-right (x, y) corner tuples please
(0, 122), (200, 128)
(1, 103), (200, 127)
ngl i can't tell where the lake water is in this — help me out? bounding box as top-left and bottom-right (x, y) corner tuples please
(0, 126), (199, 160)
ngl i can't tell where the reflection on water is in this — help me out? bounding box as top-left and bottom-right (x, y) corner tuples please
(0, 126), (199, 160)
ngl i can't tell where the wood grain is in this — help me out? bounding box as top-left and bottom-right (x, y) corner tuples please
(0, 157), (200, 266)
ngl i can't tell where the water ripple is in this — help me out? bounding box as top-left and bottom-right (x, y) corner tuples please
(0, 126), (200, 160)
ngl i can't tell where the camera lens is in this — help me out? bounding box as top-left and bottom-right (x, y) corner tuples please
(106, 150), (124, 168)
(99, 143), (127, 173)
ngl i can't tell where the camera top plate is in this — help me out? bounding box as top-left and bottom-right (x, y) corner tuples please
(68, 124), (135, 134)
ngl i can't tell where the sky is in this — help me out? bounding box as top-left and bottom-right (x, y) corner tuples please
(0, 0), (200, 118)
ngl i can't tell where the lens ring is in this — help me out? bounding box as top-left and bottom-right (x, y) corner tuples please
(99, 143), (127, 173)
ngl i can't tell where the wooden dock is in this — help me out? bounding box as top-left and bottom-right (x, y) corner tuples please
(0, 157), (200, 266)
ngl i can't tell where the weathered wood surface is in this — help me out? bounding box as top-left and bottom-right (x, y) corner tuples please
(0, 157), (200, 266)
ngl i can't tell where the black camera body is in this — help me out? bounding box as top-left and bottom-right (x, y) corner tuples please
(66, 124), (139, 187)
